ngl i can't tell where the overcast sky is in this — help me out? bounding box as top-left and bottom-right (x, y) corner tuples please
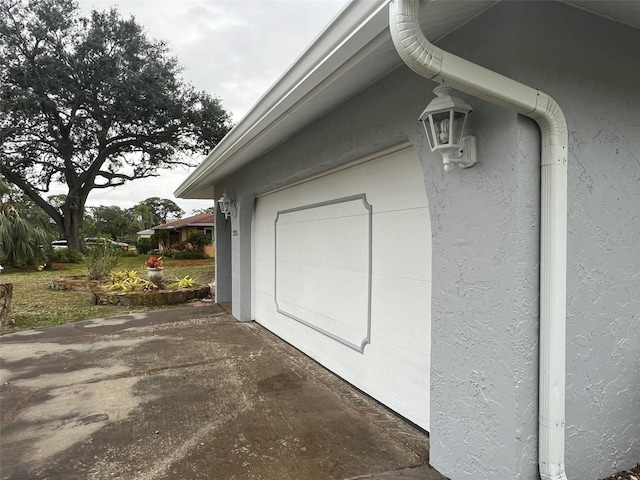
(59, 0), (348, 214)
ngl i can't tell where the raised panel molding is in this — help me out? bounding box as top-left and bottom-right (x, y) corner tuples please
(274, 194), (372, 353)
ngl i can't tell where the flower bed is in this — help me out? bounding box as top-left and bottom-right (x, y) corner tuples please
(55, 257), (212, 307)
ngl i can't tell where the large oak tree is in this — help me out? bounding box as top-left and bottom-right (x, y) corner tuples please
(0, 0), (231, 250)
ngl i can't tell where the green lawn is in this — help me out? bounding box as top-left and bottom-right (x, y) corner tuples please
(1, 255), (215, 334)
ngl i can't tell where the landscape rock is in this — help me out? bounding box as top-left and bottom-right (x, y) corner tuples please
(0, 283), (13, 328)
(92, 286), (210, 307)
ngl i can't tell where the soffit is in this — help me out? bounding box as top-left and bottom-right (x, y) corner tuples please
(564, 1), (640, 30)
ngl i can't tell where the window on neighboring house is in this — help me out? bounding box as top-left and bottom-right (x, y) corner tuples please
(204, 228), (213, 236)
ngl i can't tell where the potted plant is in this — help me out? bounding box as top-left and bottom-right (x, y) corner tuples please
(145, 255), (164, 286)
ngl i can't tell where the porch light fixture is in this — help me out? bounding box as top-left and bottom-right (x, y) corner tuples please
(217, 191), (236, 219)
(419, 85), (477, 172)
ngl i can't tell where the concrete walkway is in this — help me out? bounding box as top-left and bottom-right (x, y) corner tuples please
(0, 303), (447, 480)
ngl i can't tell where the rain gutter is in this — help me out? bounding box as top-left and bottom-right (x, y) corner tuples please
(389, 1), (568, 479)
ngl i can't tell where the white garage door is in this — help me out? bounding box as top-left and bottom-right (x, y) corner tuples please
(253, 146), (432, 429)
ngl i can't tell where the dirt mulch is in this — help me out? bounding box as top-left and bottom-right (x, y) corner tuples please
(601, 464), (640, 480)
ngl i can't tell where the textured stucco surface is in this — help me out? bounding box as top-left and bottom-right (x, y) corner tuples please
(418, 108), (541, 480)
(214, 214), (232, 303)
(211, 2), (639, 479)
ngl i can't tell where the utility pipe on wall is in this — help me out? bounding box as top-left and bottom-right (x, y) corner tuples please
(388, 1), (569, 479)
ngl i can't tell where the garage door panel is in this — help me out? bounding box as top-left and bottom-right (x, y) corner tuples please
(254, 147), (431, 429)
(371, 277), (431, 343)
(276, 216), (369, 272)
(274, 194), (372, 351)
(276, 266), (369, 345)
(276, 264), (369, 317)
(254, 225), (275, 261)
(373, 208), (432, 281)
(319, 156), (428, 212)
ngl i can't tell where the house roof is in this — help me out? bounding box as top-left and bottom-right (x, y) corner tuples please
(175, 0), (640, 200)
(153, 213), (215, 230)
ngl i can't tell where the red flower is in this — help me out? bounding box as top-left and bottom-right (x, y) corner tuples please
(145, 256), (163, 268)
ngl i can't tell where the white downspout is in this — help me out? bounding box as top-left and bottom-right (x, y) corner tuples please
(388, 1), (568, 479)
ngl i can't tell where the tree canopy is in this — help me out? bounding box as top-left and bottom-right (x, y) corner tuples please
(87, 205), (133, 240)
(0, 0), (231, 250)
(83, 198), (184, 241)
(136, 197), (184, 225)
(190, 206), (216, 216)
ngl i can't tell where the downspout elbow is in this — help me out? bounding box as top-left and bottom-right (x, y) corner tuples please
(389, 0), (443, 79)
(390, 0), (540, 114)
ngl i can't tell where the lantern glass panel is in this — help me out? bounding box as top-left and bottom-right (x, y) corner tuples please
(451, 110), (467, 146)
(218, 198), (228, 214)
(423, 118), (436, 150)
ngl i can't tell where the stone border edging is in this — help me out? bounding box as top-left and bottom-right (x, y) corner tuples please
(91, 286), (211, 306)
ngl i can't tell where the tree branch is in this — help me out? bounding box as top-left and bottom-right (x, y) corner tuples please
(0, 167), (62, 225)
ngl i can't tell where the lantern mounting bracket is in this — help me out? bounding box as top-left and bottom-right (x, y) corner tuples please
(442, 135), (477, 172)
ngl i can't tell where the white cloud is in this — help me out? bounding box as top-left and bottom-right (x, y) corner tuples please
(76, 0), (348, 118)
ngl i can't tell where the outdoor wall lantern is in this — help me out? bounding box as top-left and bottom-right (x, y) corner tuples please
(419, 85), (477, 172)
(217, 191), (236, 219)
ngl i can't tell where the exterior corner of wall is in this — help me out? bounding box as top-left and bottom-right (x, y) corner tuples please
(214, 211), (232, 304)
(230, 194), (255, 322)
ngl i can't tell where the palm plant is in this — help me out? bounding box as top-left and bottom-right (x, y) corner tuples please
(0, 180), (52, 268)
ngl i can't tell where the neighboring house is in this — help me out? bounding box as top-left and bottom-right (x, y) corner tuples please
(152, 213), (215, 258)
(175, 2), (639, 479)
(135, 229), (155, 240)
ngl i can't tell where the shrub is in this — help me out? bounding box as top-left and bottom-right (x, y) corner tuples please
(170, 242), (187, 250)
(85, 244), (119, 280)
(150, 231), (167, 249)
(173, 249), (207, 260)
(168, 275), (197, 289)
(110, 270), (140, 282)
(187, 232), (213, 251)
(0, 181), (52, 268)
(160, 248), (179, 258)
(47, 248), (84, 264)
(136, 238), (152, 255)
(107, 270), (150, 291)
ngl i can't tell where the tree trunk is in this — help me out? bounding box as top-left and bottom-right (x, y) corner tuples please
(0, 283), (13, 328)
(62, 198), (86, 250)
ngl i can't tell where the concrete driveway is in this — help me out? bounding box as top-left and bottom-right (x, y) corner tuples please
(0, 303), (446, 480)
